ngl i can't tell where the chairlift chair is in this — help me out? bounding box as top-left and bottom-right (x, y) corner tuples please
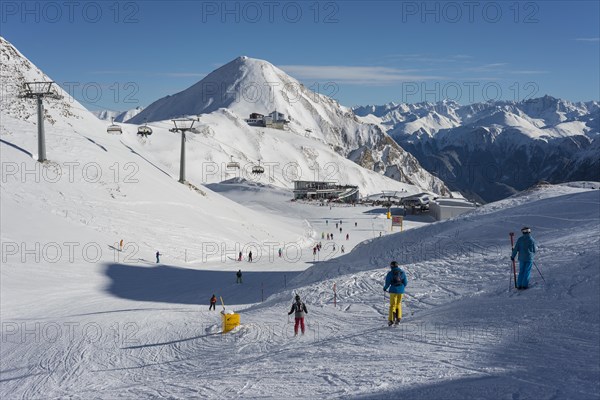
(137, 125), (153, 136)
(227, 155), (240, 169)
(106, 118), (122, 134)
(252, 159), (265, 174)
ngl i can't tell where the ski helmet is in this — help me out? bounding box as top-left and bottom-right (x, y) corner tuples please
(295, 294), (301, 301)
(521, 227), (531, 234)
(390, 261), (399, 268)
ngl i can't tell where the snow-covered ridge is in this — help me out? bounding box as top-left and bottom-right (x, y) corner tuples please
(354, 96), (598, 142)
(92, 107), (144, 123)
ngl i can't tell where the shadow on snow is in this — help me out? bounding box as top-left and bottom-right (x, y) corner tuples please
(104, 262), (300, 306)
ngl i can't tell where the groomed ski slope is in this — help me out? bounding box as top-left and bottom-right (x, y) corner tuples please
(1, 183), (599, 399)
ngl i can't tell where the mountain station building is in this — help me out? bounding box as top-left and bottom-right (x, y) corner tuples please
(245, 110), (290, 129)
(293, 181), (359, 203)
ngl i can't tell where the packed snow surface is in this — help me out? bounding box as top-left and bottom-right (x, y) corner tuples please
(1, 173), (599, 398)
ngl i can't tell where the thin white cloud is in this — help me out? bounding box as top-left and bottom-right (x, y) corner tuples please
(507, 70), (549, 75)
(464, 63), (508, 72)
(279, 65), (445, 85)
(381, 53), (468, 64)
(160, 72), (206, 78)
(575, 37), (600, 42)
(89, 70), (138, 75)
(89, 70), (206, 78)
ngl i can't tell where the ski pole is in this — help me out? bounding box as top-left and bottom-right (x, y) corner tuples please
(509, 261), (513, 291)
(533, 261), (547, 284)
(509, 232), (517, 288)
(384, 291), (388, 318)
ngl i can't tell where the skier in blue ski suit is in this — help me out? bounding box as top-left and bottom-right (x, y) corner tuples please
(511, 227), (537, 289)
(383, 261), (407, 325)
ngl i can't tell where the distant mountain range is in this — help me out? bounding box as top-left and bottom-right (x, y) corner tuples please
(354, 97), (599, 202)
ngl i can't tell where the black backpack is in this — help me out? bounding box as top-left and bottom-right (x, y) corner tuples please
(391, 269), (404, 286)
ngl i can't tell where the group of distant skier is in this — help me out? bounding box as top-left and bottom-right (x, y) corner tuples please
(153, 219), (538, 332)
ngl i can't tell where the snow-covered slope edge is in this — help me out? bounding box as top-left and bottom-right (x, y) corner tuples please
(0, 36), (307, 266)
(257, 184), (600, 398)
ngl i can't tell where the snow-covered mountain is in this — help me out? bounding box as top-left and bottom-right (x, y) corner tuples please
(128, 56), (450, 195)
(354, 97), (600, 202)
(0, 36), (309, 259)
(92, 107), (144, 123)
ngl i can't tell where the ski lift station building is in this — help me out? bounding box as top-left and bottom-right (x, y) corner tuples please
(429, 198), (478, 221)
(245, 110), (290, 129)
(293, 180), (360, 203)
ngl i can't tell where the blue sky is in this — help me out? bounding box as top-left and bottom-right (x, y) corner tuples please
(2, 0), (598, 111)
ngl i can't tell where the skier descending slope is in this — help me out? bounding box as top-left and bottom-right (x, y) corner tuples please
(383, 261), (407, 326)
(288, 295), (308, 336)
(511, 227), (537, 289)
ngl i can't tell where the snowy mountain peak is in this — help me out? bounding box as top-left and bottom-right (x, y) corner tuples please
(128, 55), (451, 195)
(128, 55), (296, 124)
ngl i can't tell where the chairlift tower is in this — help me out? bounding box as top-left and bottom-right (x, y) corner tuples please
(381, 191), (399, 217)
(170, 118), (196, 183)
(22, 81), (60, 162)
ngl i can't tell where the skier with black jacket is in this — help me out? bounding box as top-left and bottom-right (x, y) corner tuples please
(288, 295), (308, 336)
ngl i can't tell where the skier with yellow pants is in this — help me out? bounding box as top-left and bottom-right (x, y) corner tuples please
(383, 261), (407, 326)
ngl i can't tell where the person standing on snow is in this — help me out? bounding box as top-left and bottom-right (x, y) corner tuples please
(278, 248), (283, 258)
(236, 269), (243, 284)
(248, 251), (253, 262)
(209, 294), (217, 310)
(155, 251), (161, 263)
(288, 294), (308, 336)
(238, 251), (243, 262)
(383, 261), (407, 326)
(511, 227), (537, 289)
